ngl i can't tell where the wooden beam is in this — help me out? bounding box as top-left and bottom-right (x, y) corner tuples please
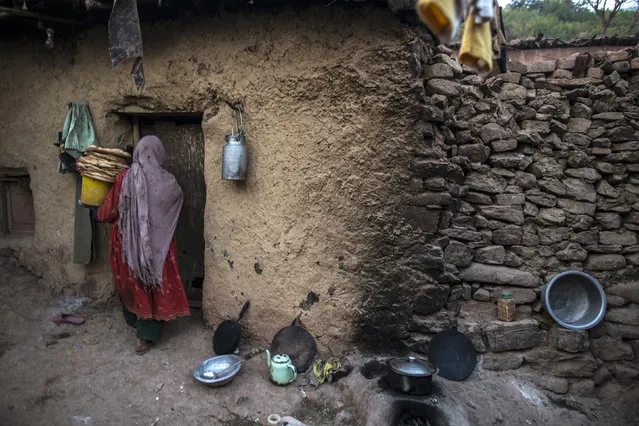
(0, 6), (85, 25)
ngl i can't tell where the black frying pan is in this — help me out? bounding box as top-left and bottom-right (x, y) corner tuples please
(427, 304), (477, 381)
(213, 301), (249, 355)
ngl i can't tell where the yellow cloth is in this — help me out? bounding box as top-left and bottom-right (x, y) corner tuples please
(416, 0), (460, 43)
(313, 358), (342, 385)
(459, 15), (493, 74)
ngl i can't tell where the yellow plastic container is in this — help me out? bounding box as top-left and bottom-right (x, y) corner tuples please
(80, 175), (112, 207)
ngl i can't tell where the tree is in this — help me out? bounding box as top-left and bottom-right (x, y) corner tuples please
(579, 0), (629, 35)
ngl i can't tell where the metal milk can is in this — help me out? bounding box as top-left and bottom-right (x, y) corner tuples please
(222, 109), (248, 181)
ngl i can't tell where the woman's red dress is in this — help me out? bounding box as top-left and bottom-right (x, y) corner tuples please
(98, 171), (191, 321)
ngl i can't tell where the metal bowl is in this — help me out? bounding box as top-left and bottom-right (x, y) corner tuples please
(543, 271), (606, 330)
(193, 354), (242, 387)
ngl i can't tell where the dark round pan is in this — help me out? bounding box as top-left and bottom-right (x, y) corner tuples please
(427, 329), (476, 381)
(213, 301), (249, 355)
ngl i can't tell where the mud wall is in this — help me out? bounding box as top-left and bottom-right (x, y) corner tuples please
(0, 7), (428, 351)
(404, 47), (639, 395)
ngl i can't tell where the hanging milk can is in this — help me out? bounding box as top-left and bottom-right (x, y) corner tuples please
(222, 108), (248, 181)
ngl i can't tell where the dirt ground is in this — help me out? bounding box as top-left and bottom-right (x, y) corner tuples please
(1, 257), (638, 426)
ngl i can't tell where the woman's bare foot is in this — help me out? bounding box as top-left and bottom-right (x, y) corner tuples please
(135, 339), (152, 355)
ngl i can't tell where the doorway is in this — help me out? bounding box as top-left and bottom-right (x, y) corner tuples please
(139, 118), (206, 308)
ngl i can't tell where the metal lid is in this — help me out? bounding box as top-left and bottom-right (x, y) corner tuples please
(272, 354), (291, 364)
(501, 291), (512, 299)
(387, 356), (436, 377)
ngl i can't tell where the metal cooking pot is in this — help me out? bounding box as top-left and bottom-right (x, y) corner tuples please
(386, 356), (438, 395)
(543, 270), (606, 330)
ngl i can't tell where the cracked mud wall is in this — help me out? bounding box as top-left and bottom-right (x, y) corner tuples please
(0, 7), (427, 350)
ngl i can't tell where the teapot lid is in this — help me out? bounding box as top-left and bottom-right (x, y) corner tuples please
(272, 354), (291, 364)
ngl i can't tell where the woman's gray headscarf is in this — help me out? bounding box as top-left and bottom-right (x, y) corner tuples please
(118, 135), (183, 291)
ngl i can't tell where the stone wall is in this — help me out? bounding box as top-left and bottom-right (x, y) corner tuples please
(402, 47), (639, 395)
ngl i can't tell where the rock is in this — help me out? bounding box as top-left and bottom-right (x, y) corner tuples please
(473, 288), (491, 302)
(443, 240), (474, 267)
(515, 171), (536, 189)
(571, 215), (594, 231)
(411, 311), (452, 334)
(403, 206), (441, 233)
(492, 139), (518, 152)
(587, 67), (604, 79)
(593, 366), (613, 385)
(426, 79), (461, 96)
(607, 282), (639, 304)
(610, 363), (639, 384)
(524, 348), (597, 378)
(490, 153), (530, 170)
(613, 80), (628, 96)
(567, 151), (589, 168)
(607, 296), (629, 308)
(572, 231), (598, 245)
(556, 329), (589, 353)
(591, 336), (634, 361)
(571, 379), (596, 397)
(459, 263), (539, 287)
(497, 83), (528, 101)
(485, 319), (541, 352)
(564, 132), (592, 148)
(475, 245), (506, 265)
(550, 120), (568, 135)
(564, 168), (602, 182)
(527, 60), (557, 73)
(567, 118), (592, 134)
(505, 252), (524, 268)
(608, 125), (635, 142)
(465, 192), (492, 205)
(413, 285), (450, 316)
(572, 102), (593, 119)
(526, 189), (557, 207)
(481, 123), (510, 143)
(599, 230), (637, 246)
(557, 199), (596, 216)
(423, 63), (454, 80)
(562, 178), (597, 202)
(585, 254), (626, 270)
(479, 206), (524, 225)
(457, 320), (487, 353)
(607, 323), (639, 339)
(466, 171), (507, 194)
(508, 60), (527, 74)
(597, 180), (620, 198)
(604, 71), (621, 88)
(537, 208), (566, 226)
(493, 225), (523, 245)
(495, 193), (525, 205)
(443, 229), (482, 243)
(521, 120), (551, 135)
(413, 159), (464, 181)
(434, 54), (463, 75)
(556, 243), (588, 261)
(605, 305), (639, 325)
(410, 192), (453, 206)
(459, 144), (490, 163)
(528, 157), (564, 178)
(524, 202), (539, 217)
(538, 227), (570, 244)
(592, 112), (625, 121)
(538, 178), (566, 196)
(482, 352), (524, 371)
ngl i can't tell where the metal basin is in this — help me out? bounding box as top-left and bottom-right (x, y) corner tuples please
(543, 271), (606, 330)
(193, 354), (242, 387)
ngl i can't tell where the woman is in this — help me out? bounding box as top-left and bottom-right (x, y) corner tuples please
(97, 136), (190, 355)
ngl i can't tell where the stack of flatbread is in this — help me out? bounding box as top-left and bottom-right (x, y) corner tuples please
(76, 146), (132, 182)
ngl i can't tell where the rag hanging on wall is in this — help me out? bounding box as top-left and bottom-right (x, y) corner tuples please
(108, 0), (145, 90)
(56, 103), (99, 264)
(222, 107), (248, 181)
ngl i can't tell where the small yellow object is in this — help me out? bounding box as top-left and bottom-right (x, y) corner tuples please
(459, 16), (493, 74)
(313, 358), (342, 385)
(415, 0), (458, 43)
(80, 175), (112, 207)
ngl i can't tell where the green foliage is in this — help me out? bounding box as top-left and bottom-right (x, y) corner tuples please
(502, 0), (638, 39)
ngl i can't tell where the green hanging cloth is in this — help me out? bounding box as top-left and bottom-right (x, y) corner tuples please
(58, 103), (99, 173)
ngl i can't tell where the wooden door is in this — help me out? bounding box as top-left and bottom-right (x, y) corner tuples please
(140, 120), (206, 305)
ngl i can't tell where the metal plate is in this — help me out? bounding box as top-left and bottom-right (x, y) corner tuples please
(428, 330), (476, 381)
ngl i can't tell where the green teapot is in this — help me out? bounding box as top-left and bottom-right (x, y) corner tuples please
(266, 350), (297, 385)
